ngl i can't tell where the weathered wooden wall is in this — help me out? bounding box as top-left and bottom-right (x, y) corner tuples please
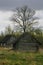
(18, 43), (37, 51)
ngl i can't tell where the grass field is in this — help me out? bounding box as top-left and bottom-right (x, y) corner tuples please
(0, 47), (43, 65)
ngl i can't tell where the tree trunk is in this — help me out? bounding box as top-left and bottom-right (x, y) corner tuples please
(24, 28), (25, 33)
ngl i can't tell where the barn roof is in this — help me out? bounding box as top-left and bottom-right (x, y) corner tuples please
(0, 34), (16, 43)
(13, 32), (41, 45)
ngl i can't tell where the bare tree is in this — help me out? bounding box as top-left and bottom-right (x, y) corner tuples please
(11, 6), (38, 33)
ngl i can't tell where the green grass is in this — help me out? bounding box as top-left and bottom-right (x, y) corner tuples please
(0, 47), (43, 65)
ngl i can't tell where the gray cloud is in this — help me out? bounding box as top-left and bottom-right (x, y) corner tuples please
(0, 0), (43, 10)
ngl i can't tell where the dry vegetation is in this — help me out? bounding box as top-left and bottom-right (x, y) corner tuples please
(0, 47), (43, 65)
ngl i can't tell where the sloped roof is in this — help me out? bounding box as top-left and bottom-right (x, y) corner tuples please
(14, 32), (41, 45)
(0, 34), (16, 43)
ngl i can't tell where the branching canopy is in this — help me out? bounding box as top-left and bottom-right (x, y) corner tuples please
(11, 6), (38, 32)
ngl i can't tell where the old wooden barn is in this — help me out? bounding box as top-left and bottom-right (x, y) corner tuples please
(13, 32), (41, 52)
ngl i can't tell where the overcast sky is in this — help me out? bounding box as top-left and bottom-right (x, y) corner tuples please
(0, 0), (43, 10)
(0, 0), (43, 33)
